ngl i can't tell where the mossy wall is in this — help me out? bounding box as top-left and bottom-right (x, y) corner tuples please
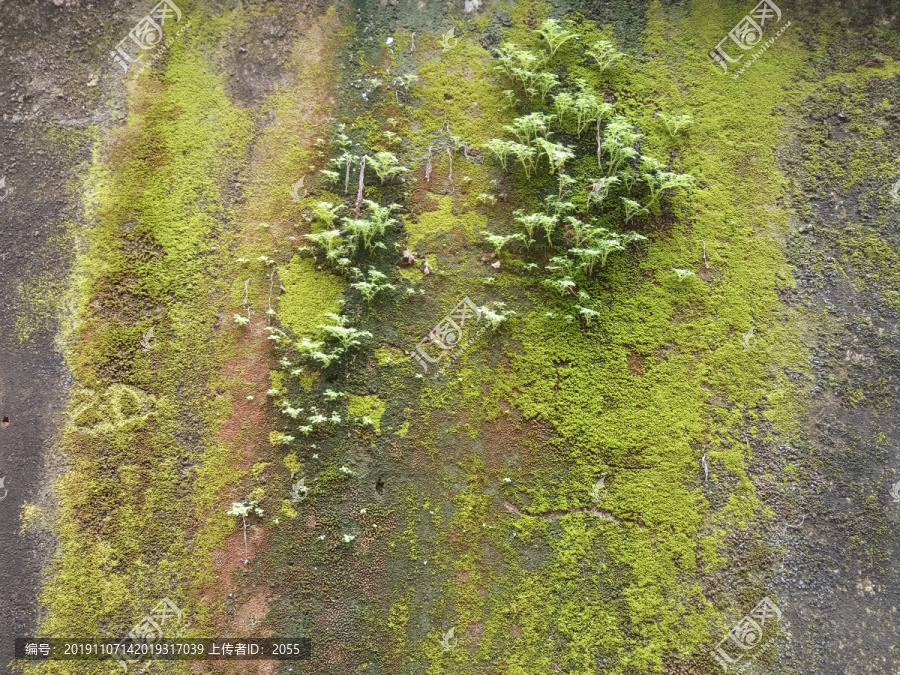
(19, 0), (900, 674)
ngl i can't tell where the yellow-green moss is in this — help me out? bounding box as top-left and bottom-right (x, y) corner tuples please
(277, 257), (344, 338)
(347, 394), (386, 434)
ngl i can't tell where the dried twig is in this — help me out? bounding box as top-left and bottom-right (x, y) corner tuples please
(344, 157), (351, 196)
(266, 267), (276, 326)
(355, 155), (367, 218)
(242, 515), (248, 564)
(447, 147), (454, 193)
(425, 146), (433, 183)
(700, 239), (709, 268)
(242, 279), (251, 323)
(410, 32), (416, 53)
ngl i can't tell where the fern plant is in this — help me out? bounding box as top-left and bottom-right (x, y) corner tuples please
(369, 151), (409, 184)
(480, 28), (693, 309)
(350, 267), (395, 304)
(660, 112), (694, 137)
(312, 201), (345, 227)
(586, 40), (625, 71)
(479, 302), (516, 330)
(318, 313), (373, 349)
(536, 19), (577, 57)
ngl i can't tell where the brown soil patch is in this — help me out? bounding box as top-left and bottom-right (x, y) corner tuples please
(627, 352), (645, 377)
(480, 413), (550, 472)
(232, 589), (276, 635)
(200, 8), (344, 673)
(697, 266), (720, 282)
(408, 161), (446, 214)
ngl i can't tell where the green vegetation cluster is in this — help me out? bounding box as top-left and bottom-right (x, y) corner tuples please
(481, 20), (693, 325)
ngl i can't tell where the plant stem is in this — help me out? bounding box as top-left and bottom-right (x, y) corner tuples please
(344, 157), (351, 196)
(242, 516), (248, 564)
(447, 147), (454, 194)
(243, 279), (251, 325)
(355, 156), (366, 218)
(267, 267), (275, 326)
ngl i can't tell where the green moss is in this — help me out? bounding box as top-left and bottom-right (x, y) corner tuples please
(405, 195), (487, 250)
(34, 1), (900, 673)
(283, 452), (302, 475)
(32, 7), (255, 667)
(375, 344), (408, 365)
(277, 257), (345, 338)
(377, 1), (819, 672)
(347, 394), (387, 434)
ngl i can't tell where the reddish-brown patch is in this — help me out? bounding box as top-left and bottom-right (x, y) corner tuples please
(232, 589), (276, 635)
(407, 162), (443, 216)
(697, 266), (718, 282)
(455, 570), (470, 583)
(466, 621), (484, 642)
(411, 444), (429, 472)
(480, 413), (550, 472)
(208, 524), (272, 597)
(626, 353), (644, 377)
(509, 624), (522, 639)
(201, 10), (346, 672)
(305, 515), (316, 528)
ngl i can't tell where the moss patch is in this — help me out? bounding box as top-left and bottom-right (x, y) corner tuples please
(347, 394), (387, 434)
(277, 257), (345, 338)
